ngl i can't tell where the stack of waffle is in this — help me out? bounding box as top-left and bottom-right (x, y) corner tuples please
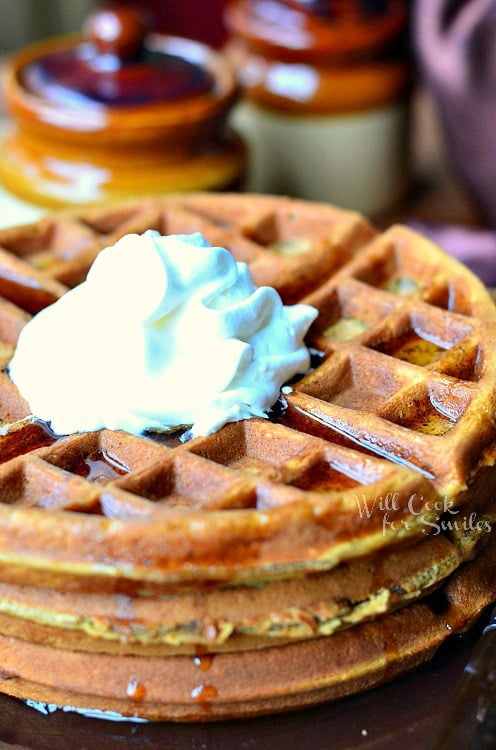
(0, 193), (494, 721)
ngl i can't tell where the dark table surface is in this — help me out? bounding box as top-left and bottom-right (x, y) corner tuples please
(0, 606), (491, 750)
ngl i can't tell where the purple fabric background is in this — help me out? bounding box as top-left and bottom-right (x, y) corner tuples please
(408, 221), (496, 287)
(414, 0), (496, 229)
(413, 0), (496, 287)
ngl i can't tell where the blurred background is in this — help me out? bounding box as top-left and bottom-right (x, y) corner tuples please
(0, 0), (415, 216)
(0, 0), (493, 285)
(0, 0), (228, 51)
(0, 0), (97, 52)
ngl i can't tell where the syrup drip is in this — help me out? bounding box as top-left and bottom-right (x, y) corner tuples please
(191, 683), (218, 703)
(193, 653), (214, 672)
(126, 679), (146, 702)
(191, 648), (217, 709)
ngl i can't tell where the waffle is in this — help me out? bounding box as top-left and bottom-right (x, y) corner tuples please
(0, 193), (494, 721)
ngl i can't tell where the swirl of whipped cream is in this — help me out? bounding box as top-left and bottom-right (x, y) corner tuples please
(9, 231), (318, 438)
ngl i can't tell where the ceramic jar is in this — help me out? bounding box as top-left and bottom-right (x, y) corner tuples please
(0, 4), (246, 207)
(225, 0), (411, 216)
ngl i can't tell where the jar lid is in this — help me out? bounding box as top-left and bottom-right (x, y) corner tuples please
(5, 3), (238, 137)
(20, 4), (214, 109)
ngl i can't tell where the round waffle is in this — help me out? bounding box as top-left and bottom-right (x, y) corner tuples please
(0, 193), (494, 720)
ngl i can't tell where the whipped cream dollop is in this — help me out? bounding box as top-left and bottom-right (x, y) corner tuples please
(9, 231), (317, 438)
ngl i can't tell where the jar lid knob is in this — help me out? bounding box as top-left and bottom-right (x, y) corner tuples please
(84, 4), (151, 61)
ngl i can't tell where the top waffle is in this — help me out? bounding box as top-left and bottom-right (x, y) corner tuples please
(0, 193), (495, 593)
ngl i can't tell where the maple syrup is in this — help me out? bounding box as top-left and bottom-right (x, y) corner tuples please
(0, 418), (57, 464)
(294, 461), (359, 492)
(191, 683), (218, 702)
(378, 331), (447, 366)
(80, 449), (130, 484)
(191, 646), (217, 710)
(143, 428), (187, 449)
(395, 404), (455, 436)
(0, 274), (59, 315)
(126, 679), (147, 702)
(193, 654), (214, 673)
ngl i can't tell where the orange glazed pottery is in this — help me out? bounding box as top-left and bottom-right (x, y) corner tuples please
(225, 0), (411, 215)
(0, 4), (246, 207)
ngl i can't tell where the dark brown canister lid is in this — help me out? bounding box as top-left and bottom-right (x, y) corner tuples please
(18, 4), (214, 110)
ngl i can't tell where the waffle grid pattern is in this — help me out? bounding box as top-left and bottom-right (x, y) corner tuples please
(0, 416), (433, 587)
(0, 195), (493, 586)
(291, 224), (496, 495)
